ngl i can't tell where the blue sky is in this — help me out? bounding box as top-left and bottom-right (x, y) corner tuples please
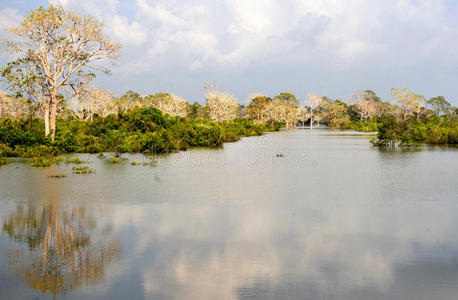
(1, 0), (457, 105)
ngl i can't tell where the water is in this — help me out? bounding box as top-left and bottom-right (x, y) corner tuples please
(0, 129), (457, 300)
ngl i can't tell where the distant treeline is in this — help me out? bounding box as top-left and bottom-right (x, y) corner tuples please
(0, 85), (457, 165)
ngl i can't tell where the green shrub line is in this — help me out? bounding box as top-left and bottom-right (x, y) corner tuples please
(0, 107), (455, 167)
(0, 107), (275, 165)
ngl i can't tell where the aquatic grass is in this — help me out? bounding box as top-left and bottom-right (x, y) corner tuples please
(131, 156), (158, 166)
(30, 157), (54, 167)
(97, 152), (106, 159)
(72, 165), (95, 174)
(110, 157), (120, 164)
(48, 173), (67, 178)
(65, 157), (87, 164)
(29, 155), (64, 167)
(276, 153), (285, 157)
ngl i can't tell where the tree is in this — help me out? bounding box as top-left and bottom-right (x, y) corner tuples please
(323, 99), (351, 128)
(0, 90), (12, 118)
(116, 90), (142, 113)
(391, 88), (426, 121)
(144, 93), (190, 117)
(267, 92), (300, 129)
(69, 86), (116, 120)
(188, 102), (206, 119)
(351, 90), (379, 122)
(306, 92), (322, 129)
(428, 96), (452, 116)
(245, 95), (271, 124)
(204, 84), (239, 122)
(1, 5), (121, 141)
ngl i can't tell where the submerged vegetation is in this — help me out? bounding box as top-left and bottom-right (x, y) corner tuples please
(65, 157), (87, 164)
(72, 165), (95, 174)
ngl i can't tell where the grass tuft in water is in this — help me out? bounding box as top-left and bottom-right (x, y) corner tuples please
(65, 157), (87, 164)
(72, 165), (95, 174)
(48, 173), (67, 178)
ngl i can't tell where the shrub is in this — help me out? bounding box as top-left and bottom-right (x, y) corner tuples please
(0, 157), (10, 165)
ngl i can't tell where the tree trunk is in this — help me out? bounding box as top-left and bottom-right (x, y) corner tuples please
(50, 99), (58, 142)
(44, 104), (50, 137)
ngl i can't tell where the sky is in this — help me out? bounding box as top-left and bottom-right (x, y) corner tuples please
(0, 0), (457, 105)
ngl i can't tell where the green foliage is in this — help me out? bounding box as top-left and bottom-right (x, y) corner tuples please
(329, 115), (351, 129)
(110, 157), (120, 163)
(349, 120), (379, 132)
(17, 145), (60, 158)
(72, 165), (95, 174)
(0, 156), (10, 165)
(373, 115), (458, 146)
(0, 143), (13, 157)
(48, 173), (67, 178)
(65, 157), (87, 164)
(30, 156), (55, 167)
(274, 92), (298, 104)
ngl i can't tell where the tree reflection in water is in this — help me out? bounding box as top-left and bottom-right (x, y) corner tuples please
(2, 198), (120, 296)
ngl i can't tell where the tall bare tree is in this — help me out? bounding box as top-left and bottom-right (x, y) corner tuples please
(1, 5), (121, 141)
(0, 90), (11, 118)
(391, 88), (426, 121)
(306, 92), (322, 130)
(69, 86), (116, 120)
(144, 93), (191, 117)
(351, 90), (380, 122)
(204, 84), (239, 122)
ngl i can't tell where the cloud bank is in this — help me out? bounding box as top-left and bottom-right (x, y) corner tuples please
(1, 0), (457, 104)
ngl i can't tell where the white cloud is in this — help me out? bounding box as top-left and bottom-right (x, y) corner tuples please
(43, 0), (458, 72)
(2, 0), (457, 102)
(108, 15), (147, 46)
(0, 8), (22, 38)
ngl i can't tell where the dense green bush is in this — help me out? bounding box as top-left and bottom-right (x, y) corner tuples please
(373, 116), (458, 146)
(349, 120), (379, 132)
(0, 108), (271, 158)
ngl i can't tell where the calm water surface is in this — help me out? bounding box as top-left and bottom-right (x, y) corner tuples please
(0, 129), (457, 299)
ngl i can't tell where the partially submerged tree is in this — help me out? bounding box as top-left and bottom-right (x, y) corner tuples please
(1, 5), (121, 141)
(306, 92), (322, 129)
